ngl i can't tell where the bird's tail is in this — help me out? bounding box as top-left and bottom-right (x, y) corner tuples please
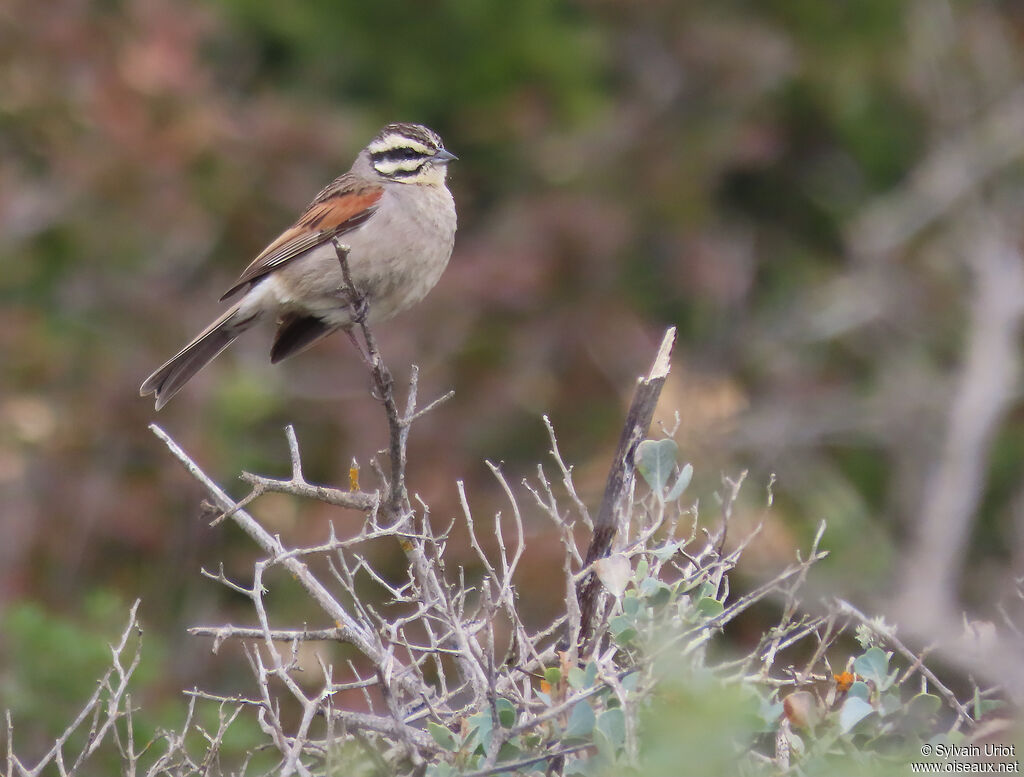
(140, 306), (259, 410)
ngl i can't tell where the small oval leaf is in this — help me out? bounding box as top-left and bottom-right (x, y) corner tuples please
(609, 614), (634, 636)
(906, 692), (941, 730)
(613, 626), (638, 646)
(636, 439), (679, 493)
(666, 463), (694, 501)
(783, 691), (819, 729)
(496, 697), (516, 728)
(565, 700), (596, 738)
(853, 647), (890, 686)
(623, 594), (641, 616)
(428, 721), (457, 751)
(697, 597), (724, 618)
(596, 708), (626, 748)
(847, 681), (871, 701)
(594, 554), (631, 598)
(839, 696), (874, 734)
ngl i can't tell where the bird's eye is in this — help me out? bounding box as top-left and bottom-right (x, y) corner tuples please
(396, 147), (422, 160)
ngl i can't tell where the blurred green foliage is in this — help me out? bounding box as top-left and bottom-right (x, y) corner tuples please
(213, 0), (606, 124)
(638, 669), (764, 777)
(1, 592), (162, 770)
(1, 592), (271, 772)
(2, 591), (147, 732)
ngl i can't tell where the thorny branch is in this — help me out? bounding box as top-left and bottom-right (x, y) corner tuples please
(836, 599), (973, 727)
(577, 327), (676, 647)
(23, 321), (985, 774)
(333, 236), (439, 520)
(148, 326), (723, 773)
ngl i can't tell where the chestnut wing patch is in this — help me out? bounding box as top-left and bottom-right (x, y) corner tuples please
(220, 180), (383, 301)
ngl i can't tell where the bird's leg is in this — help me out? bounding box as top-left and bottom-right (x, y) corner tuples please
(331, 238), (373, 366)
(345, 327), (373, 368)
(331, 239), (371, 323)
(347, 289), (371, 327)
(332, 237), (391, 385)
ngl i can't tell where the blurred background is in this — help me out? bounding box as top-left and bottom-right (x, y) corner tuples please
(4, 0), (1024, 752)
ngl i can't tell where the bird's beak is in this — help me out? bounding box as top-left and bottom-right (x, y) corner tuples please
(433, 148), (458, 163)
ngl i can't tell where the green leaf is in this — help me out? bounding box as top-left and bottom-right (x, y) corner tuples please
(636, 439), (678, 493)
(906, 692), (941, 730)
(697, 597), (724, 618)
(612, 626), (638, 646)
(653, 540), (681, 562)
(567, 666), (586, 690)
(596, 708), (626, 748)
(648, 583), (672, 608)
(427, 721), (457, 751)
(565, 700), (596, 738)
(466, 710), (493, 752)
(973, 687), (1005, 719)
(584, 661), (598, 687)
(593, 727), (616, 764)
(847, 681), (871, 701)
(839, 696), (874, 734)
(609, 614), (634, 636)
(853, 647), (890, 687)
(497, 741), (520, 761)
(544, 666), (562, 686)
(622, 594), (641, 616)
(879, 690), (902, 716)
(496, 697), (516, 728)
(758, 700), (784, 729)
(635, 557), (649, 580)
(640, 576), (663, 597)
(666, 463), (694, 501)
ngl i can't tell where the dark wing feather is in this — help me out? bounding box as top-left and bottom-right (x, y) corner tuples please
(270, 313), (337, 364)
(220, 176), (383, 301)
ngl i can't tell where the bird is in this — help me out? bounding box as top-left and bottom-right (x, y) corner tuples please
(140, 122), (457, 410)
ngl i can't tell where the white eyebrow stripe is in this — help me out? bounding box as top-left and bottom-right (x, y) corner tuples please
(368, 137), (432, 156)
(372, 158), (426, 176)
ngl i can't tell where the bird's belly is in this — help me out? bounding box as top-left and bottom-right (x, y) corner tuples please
(269, 193), (456, 327)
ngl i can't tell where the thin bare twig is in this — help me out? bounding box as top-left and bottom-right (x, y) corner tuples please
(837, 599), (972, 725)
(149, 424), (423, 699)
(333, 237), (410, 519)
(4, 601), (143, 777)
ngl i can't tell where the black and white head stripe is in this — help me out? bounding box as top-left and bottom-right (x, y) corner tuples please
(369, 123), (450, 179)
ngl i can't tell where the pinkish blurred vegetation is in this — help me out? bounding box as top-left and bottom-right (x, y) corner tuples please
(4, 0), (1024, 749)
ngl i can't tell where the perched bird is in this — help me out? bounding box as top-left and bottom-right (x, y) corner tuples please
(140, 122), (457, 410)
